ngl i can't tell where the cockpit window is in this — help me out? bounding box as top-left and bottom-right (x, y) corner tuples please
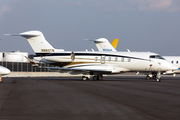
(149, 55), (165, 60)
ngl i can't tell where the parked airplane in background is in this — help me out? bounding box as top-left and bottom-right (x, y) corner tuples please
(91, 38), (180, 76)
(0, 66), (11, 82)
(7, 30), (178, 82)
(163, 56), (180, 75)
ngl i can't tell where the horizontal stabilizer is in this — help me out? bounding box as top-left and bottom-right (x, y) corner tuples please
(5, 31), (41, 38)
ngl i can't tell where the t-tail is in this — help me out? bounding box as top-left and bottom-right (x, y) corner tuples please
(6, 30), (64, 56)
(87, 38), (119, 52)
(111, 39), (119, 49)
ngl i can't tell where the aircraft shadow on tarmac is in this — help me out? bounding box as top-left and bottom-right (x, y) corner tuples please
(2, 76), (180, 83)
(28, 76), (161, 82)
(41, 76), (180, 82)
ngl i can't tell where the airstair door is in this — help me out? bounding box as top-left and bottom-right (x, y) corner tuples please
(101, 55), (106, 64)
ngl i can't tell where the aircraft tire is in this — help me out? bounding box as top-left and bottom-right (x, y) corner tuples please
(156, 78), (161, 82)
(93, 76), (97, 81)
(93, 76), (100, 81)
(82, 76), (88, 81)
(146, 75), (151, 80)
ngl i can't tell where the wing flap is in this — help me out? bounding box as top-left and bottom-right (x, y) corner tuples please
(44, 67), (112, 72)
(43, 66), (129, 74)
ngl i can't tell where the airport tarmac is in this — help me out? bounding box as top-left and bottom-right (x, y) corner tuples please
(0, 75), (180, 120)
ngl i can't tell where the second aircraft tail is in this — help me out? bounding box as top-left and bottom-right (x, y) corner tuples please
(88, 38), (119, 52)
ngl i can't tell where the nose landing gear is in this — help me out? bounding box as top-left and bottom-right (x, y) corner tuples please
(146, 72), (161, 82)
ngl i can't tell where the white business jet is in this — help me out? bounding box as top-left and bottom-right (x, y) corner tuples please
(7, 31), (178, 82)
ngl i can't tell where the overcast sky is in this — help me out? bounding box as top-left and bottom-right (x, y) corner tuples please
(0, 0), (180, 55)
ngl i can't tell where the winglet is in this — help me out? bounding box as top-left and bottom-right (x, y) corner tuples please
(111, 39), (119, 49)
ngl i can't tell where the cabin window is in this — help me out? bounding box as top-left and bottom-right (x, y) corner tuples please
(121, 57), (124, 62)
(149, 55), (165, 60)
(108, 57), (111, 62)
(115, 57), (118, 62)
(101, 56), (106, 64)
(150, 55), (155, 58)
(95, 57), (98, 61)
(128, 58), (131, 62)
(171, 61), (173, 64)
(102, 57), (105, 61)
(176, 61), (178, 64)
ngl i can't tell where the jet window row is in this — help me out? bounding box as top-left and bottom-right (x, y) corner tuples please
(171, 61), (179, 64)
(149, 55), (165, 60)
(95, 56), (131, 62)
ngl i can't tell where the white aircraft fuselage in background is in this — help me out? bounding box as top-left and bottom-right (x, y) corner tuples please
(163, 56), (180, 75)
(91, 38), (180, 76)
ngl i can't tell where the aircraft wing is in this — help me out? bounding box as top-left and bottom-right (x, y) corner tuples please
(44, 66), (110, 72)
(43, 66), (129, 74)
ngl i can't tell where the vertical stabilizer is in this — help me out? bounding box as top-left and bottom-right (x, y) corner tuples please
(7, 30), (64, 55)
(111, 39), (119, 49)
(93, 38), (118, 51)
(19, 31), (54, 53)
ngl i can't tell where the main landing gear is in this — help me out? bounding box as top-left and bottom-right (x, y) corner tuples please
(82, 76), (89, 81)
(82, 75), (103, 81)
(146, 72), (161, 82)
(93, 75), (103, 81)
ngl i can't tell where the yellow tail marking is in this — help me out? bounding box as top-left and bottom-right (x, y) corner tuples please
(111, 39), (119, 49)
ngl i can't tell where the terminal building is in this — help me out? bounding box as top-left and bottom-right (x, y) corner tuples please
(0, 51), (64, 77)
(0, 51), (47, 72)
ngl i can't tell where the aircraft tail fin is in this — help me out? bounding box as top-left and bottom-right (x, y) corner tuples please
(6, 30), (64, 55)
(111, 39), (119, 49)
(87, 38), (118, 51)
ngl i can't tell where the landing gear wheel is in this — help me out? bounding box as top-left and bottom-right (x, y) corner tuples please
(82, 76), (88, 81)
(93, 76), (97, 81)
(146, 75), (151, 80)
(156, 78), (161, 82)
(93, 76), (100, 81)
(156, 72), (161, 82)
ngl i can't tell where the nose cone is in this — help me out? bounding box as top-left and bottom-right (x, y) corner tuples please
(0, 66), (11, 75)
(161, 60), (178, 71)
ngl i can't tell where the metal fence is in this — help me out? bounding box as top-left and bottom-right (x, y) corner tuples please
(0, 62), (57, 72)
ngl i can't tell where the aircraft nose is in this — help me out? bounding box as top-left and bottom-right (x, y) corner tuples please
(0, 66), (11, 75)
